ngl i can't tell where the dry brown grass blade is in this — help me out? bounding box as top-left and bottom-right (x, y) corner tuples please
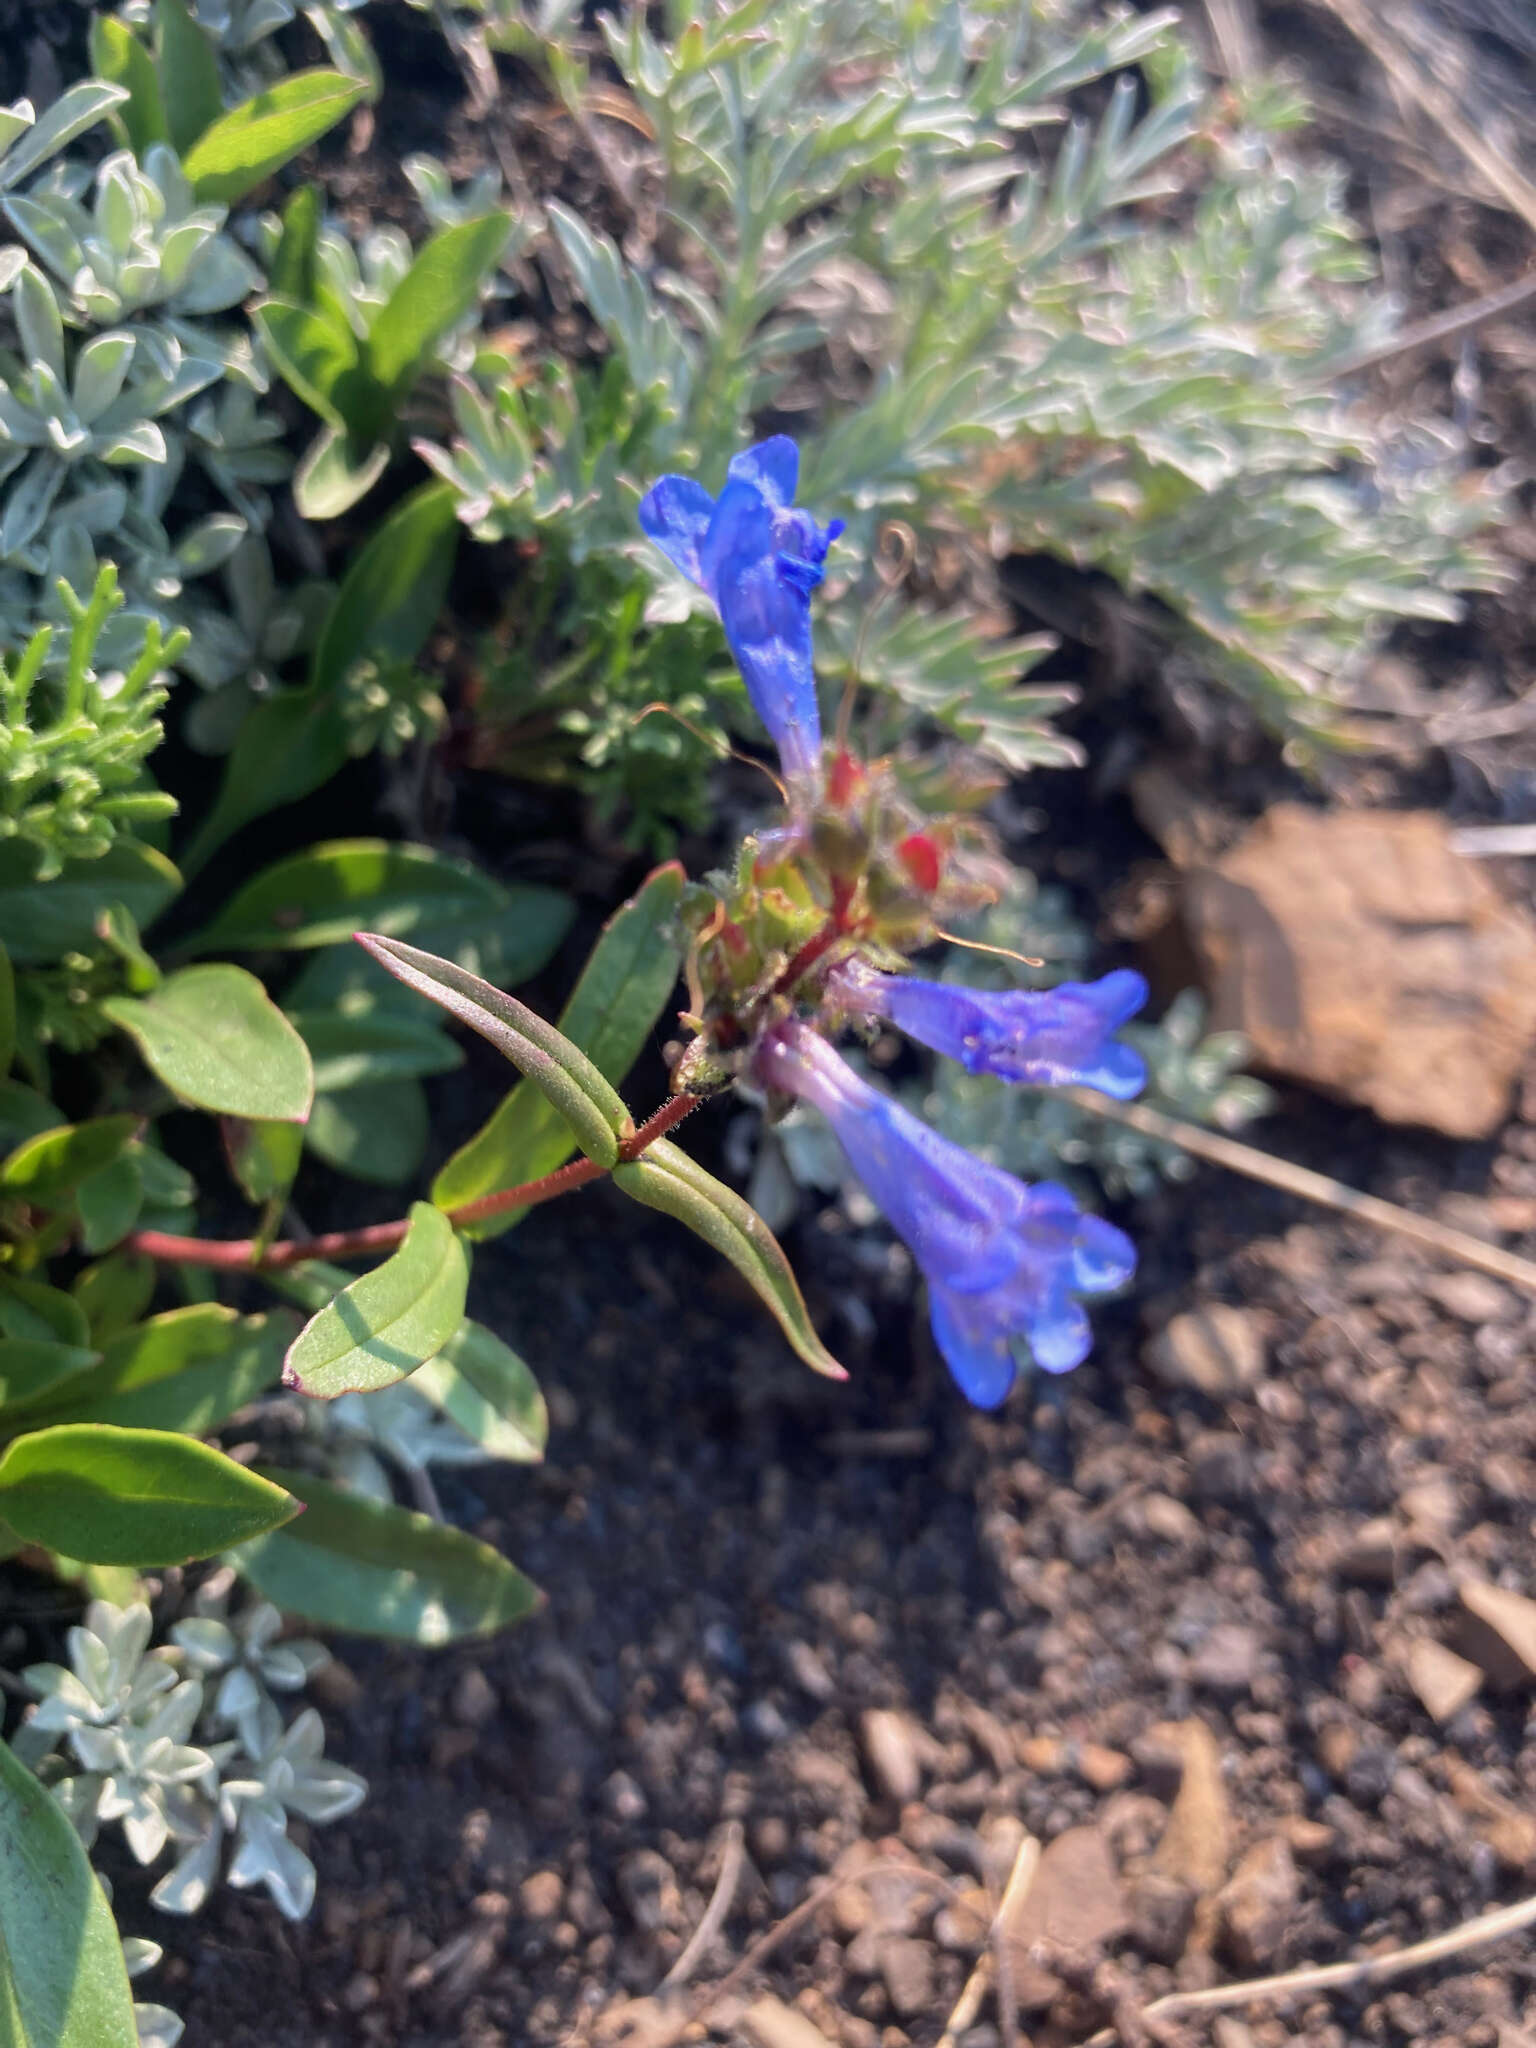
(1314, 0), (1536, 236)
(1076, 1886), (1536, 2045)
(1063, 1090), (1536, 1296)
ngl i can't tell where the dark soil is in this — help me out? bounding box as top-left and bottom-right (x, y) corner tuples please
(47, 2), (1536, 2043)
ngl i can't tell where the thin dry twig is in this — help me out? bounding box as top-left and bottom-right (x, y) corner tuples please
(656, 1822), (746, 1992)
(1077, 1886), (1536, 2046)
(1063, 1091), (1536, 1296)
(991, 1832), (1044, 2048)
(1313, 0), (1536, 237)
(1315, 266), (1536, 382)
(627, 1859), (959, 2048)
(938, 1832), (1044, 2048)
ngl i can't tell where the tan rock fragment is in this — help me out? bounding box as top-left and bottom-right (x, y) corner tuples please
(742, 1996), (838, 2048)
(1144, 1305), (1268, 1397)
(1179, 806), (1536, 1137)
(1150, 1719), (1232, 1898)
(1399, 1636), (1483, 1724)
(1458, 1580), (1536, 1690)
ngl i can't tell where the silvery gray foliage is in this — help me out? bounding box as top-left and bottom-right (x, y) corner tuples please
(0, 263), (225, 559)
(124, 1938), (184, 2048)
(320, 1382), (503, 1500)
(476, 0), (1503, 766)
(3, 146), (261, 322)
(0, 83), (129, 199)
(402, 153), (504, 233)
(17, 1596), (366, 1929)
(177, 533), (330, 747)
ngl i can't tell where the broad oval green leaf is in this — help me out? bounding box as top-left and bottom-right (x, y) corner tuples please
(182, 69), (366, 205)
(612, 1138), (844, 1381)
(0, 1424), (299, 1565)
(233, 1467), (540, 1643)
(283, 1202), (469, 1397)
(102, 964), (314, 1122)
(359, 933), (627, 1170)
(0, 1341), (101, 1418)
(0, 1116), (140, 1210)
(0, 1735), (138, 2047)
(310, 480), (459, 695)
(304, 1078), (428, 1185)
(31, 1305), (288, 1436)
(413, 1317), (546, 1464)
(76, 1152), (145, 1254)
(0, 841), (180, 963)
(188, 839), (510, 954)
(364, 213), (513, 410)
(434, 862), (685, 1230)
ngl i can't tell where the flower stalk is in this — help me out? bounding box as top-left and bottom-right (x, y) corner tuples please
(123, 1092), (703, 1272)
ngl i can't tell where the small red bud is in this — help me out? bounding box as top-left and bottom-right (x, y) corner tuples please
(827, 749), (864, 806)
(896, 831), (941, 893)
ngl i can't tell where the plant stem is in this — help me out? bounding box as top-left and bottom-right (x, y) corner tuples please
(124, 1093), (704, 1274)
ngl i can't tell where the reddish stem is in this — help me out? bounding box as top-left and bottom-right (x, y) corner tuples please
(124, 1094), (703, 1274)
(771, 877), (859, 997)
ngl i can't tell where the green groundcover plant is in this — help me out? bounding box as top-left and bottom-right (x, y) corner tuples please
(0, 0), (1508, 2036)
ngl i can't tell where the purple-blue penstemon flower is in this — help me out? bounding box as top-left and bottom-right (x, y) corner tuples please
(830, 960), (1149, 1099)
(638, 437), (843, 793)
(758, 1018), (1135, 1407)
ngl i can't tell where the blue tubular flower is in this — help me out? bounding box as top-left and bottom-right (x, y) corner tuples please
(758, 1020), (1135, 1407)
(638, 437), (843, 793)
(831, 961), (1149, 1098)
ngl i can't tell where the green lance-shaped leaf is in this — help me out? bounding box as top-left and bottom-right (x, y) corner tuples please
(232, 1467), (541, 1643)
(0, 937), (14, 1076)
(29, 1305), (288, 1436)
(0, 841), (181, 964)
(291, 425), (391, 520)
(413, 1318), (546, 1463)
(434, 862), (685, 1228)
(282, 1202), (469, 1397)
(152, 0), (222, 154)
(101, 964), (314, 1122)
(0, 1278), (89, 1348)
(358, 934), (628, 1169)
(71, 1252), (155, 1346)
(310, 480), (459, 695)
(0, 1341), (101, 1419)
(186, 839), (511, 954)
(360, 213), (514, 423)
(304, 1078), (427, 1186)
(252, 297), (363, 432)
(222, 1116), (304, 1206)
(178, 680), (351, 879)
(0, 1424), (300, 1565)
(89, 14), (170, 153)
(182, 69), (367, 205)
(0, 1116), (140, 1210)
(267, 1263), (544, 1460)
(0, 1735), (138, 2048)
(612, 1138), (845, 1381)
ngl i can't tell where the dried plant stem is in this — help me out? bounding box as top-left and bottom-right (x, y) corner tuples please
(657, 1822), (745, 1992)
(939, 1831), (1043, 2048)
(1317, 267), (1536, 382)
(124, 1093), (703, 1272)
(1063, 1090), (1536, 1295)
(1078, 1886), (1536, 2046)
(1315, 0), (1536, 236)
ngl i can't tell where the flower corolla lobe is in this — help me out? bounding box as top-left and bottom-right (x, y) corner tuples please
(758, 1019), (1134, 1407)
(831, 961), (1149, 1097)
(639, 437), (842, 793)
